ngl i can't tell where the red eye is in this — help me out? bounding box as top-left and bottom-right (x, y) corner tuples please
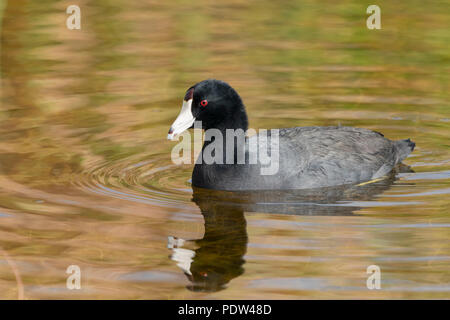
(200, 99), (208, 107)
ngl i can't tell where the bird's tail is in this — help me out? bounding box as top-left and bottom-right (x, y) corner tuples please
(395, 138), (415, 163)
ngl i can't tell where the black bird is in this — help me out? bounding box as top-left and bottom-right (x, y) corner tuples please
(168, 79), (415, 191)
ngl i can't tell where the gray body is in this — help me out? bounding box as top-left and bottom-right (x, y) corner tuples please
(192, 126), (415, 191)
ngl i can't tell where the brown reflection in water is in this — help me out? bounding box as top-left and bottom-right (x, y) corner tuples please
(0, 0), (447, 299)
(172, 170), (408, 292)
(1, 0), (38, 121)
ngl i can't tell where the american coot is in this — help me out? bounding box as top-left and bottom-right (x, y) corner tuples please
(167, 79), (415, 191)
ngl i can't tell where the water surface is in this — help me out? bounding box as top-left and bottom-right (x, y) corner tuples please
(0, 0), (449, 299)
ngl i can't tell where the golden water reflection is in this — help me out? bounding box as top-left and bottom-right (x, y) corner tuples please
(0, 0), (449, 299)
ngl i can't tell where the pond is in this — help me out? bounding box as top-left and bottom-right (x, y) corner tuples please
(0, 0), (448, 299)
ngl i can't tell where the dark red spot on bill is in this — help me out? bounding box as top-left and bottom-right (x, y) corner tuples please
(184, 88), (194, 101)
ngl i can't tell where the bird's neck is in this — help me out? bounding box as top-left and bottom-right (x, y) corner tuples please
(208, 107), (248, 133)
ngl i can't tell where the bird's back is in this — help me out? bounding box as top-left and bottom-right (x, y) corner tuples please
(192, 126), (414, 190)
(275, 126), (399, 188)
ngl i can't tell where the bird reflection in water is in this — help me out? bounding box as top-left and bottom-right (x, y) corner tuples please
(168, 167), (412, 292)
(169, 198), (247, 292)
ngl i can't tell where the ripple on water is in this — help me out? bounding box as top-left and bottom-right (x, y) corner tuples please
(70, 156), (450, 215)
(71, 155), (194, 210)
